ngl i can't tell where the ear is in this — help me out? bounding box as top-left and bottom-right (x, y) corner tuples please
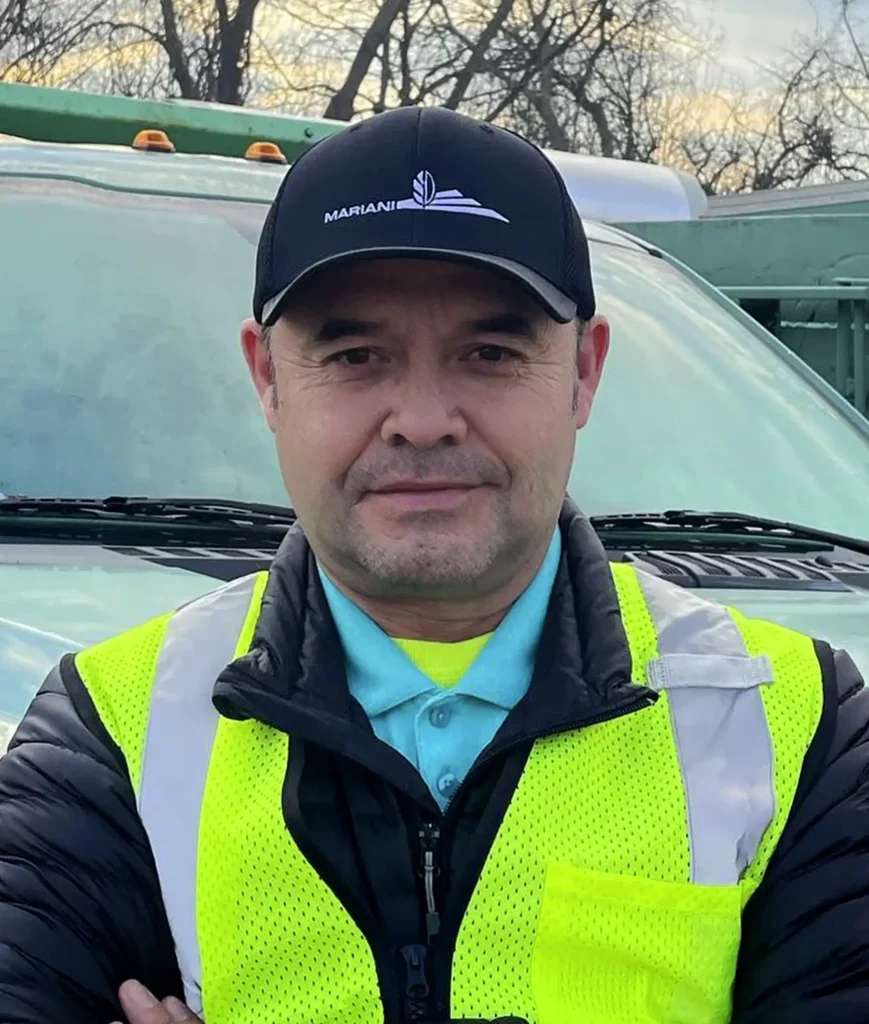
(575, 315), (610, 429)
(241, 318), (278, 432)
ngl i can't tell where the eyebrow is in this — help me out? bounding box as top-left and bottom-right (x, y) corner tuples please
(466, 312), (537, 338)
(309, 311), (539, 345)
(313, 317), (381, 343)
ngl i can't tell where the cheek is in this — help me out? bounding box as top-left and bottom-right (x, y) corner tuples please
(271, 385), (379, 495)
(476, 396), (575, 478)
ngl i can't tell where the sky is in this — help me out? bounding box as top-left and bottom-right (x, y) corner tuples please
(702, 0), (829, 75)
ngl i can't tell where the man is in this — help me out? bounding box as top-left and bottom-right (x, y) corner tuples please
(1, 106), (868, 1024)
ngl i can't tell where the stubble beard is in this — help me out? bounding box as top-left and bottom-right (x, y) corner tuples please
(325, 499), (534, 601)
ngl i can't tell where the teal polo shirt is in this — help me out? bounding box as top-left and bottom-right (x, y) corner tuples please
(318, 529), (561, 809)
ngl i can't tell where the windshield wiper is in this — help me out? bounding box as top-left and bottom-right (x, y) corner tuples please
(591, 510), (869, 557)
(0, 496), (296, 546)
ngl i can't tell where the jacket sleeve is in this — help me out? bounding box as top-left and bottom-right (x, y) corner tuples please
(0, 656), (182, 1023)
(732, 643), (869, 1023)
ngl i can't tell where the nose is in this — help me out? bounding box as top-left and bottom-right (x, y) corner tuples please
(380, 376), (469, 449)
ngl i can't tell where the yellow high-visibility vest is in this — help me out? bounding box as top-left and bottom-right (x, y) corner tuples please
(76, 563), (823, 1023)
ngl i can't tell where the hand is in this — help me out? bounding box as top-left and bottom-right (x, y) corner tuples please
(111, 980), (203, 1024)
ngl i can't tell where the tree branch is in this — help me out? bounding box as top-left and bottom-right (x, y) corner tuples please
(158, 0), (197, 97)
(442, 0), (516, 109)
(324, 0), (408, 120)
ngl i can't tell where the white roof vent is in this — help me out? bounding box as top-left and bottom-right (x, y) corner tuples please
(545, 150), (708, 224)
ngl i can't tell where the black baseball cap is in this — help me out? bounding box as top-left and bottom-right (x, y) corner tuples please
(254, 106), (595, 326)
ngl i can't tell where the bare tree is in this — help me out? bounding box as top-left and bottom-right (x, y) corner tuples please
(104, 0), (263, 103)
(323, 0), (408, 119)
(6, 0), (863, 199)
(817, 0), (869, 151)
(484, 0), (700, 158)
(0, 0), (106, 83)
(280, 0), (707, 169)
(675, 27), (869, 195)
(257, 0), (514, 119)
(257, 0), (868, 192)
(7, 0), (267, 104)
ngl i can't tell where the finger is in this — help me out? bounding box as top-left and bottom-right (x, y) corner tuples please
(163, 996), (203, 1022)
(118, 981), (172, 1024)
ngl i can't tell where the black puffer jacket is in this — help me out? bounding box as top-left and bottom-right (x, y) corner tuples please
(0, 504), (868, 1023)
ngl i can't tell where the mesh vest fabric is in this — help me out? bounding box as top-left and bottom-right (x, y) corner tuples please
(197, 717), (382, 1024)
(450, 564), (824, 1023)
(75, 611), (173, 791)
(72, 563), (824, 1024)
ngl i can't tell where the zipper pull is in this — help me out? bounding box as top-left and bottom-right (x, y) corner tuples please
(419, 823), (441, 941)
(400, 943), (430, 1019)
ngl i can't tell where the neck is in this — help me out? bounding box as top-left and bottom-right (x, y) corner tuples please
(320, 537), (554, 643)
(346, 596), (515, 642)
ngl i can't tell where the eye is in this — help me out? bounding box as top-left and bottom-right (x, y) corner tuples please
(470, 344), (520, 363)
(327, 347), (377, 366)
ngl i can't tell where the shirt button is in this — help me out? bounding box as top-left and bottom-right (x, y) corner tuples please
(429, 705), (452, 728)
(437, 772), (459, 798)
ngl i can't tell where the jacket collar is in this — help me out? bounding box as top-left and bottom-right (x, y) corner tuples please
(213, 500), (651, 800)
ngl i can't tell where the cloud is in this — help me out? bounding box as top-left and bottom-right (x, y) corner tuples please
(703, 0), (826, 73)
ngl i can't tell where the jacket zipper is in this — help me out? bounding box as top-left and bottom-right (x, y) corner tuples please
(398, 692), (656, 1023)
(420, 821), (442, 942)
(400, 942), (432, 1021)
(400, 822), (442, 1020)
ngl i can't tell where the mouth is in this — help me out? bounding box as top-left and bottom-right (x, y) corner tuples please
(364, 481), (483, 512)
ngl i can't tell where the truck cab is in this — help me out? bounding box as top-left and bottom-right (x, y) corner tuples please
(1, 84), (868, 751)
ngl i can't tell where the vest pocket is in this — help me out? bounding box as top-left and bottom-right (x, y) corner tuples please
(531, 861), (742, 1024)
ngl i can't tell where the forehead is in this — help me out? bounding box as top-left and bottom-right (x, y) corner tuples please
(288, 257), (543, 319)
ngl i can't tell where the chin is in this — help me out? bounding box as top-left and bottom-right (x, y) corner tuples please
(357, 533), (496, 588)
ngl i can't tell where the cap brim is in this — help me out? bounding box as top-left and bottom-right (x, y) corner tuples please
(260, 247), (578, 326)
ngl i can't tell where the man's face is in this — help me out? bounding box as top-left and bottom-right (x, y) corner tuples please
(242, 259), (609, 601)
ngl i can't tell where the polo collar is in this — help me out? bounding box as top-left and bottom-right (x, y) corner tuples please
(317, 568), (435, 716)
(318, 528), (562, 718)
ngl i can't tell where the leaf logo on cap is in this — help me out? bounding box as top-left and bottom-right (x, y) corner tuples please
(413, 170), (437, 208)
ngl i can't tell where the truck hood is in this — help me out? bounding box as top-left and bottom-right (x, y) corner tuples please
(1, 549), (868, 753)
(704, 587), (869, 678)
(0, 546), (221, 750)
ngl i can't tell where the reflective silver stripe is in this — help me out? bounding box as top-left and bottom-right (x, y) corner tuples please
(636, 570), (775, 886)
(138, 575), (258, 1014)
(648, 652), (772, 691)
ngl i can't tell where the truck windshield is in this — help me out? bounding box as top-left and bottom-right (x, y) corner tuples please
(575, 242), (869, 541)
(0, 176), (286, 504)
(2, 173), (869, 541)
